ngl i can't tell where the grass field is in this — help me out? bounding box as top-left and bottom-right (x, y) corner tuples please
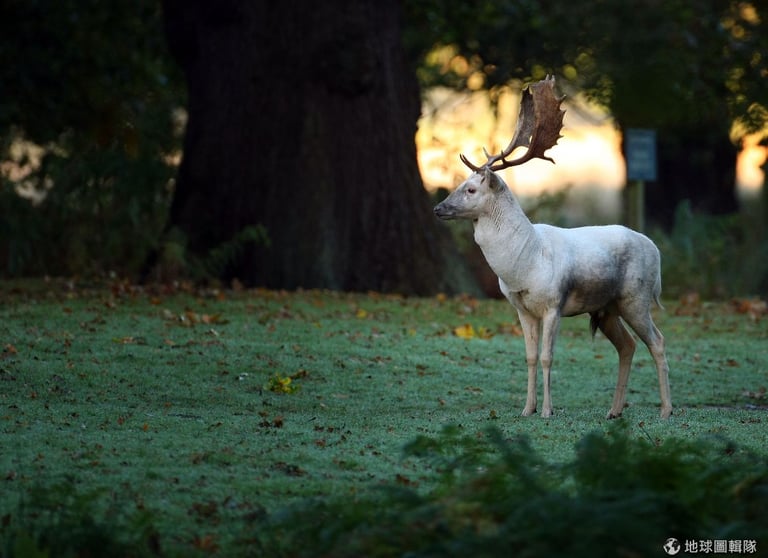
(1, 280), (767, 556)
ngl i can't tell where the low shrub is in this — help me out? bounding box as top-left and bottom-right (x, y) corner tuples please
(651, 199), (768, 299)
(1, 481), (160, 558)
(3, 426), (767, 557)
(258, 424), (768, 558)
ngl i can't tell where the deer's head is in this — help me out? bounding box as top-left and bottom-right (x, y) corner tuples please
(434, 75), (565, 221)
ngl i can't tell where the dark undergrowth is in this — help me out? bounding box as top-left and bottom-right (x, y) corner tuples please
(3, 424), (767, 558)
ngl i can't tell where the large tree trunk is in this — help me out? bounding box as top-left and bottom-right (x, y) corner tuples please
(160, 1), (477, 295)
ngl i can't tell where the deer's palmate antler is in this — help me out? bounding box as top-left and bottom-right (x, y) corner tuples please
(435, 76), (672, 420)
(459, 74), (565, 172)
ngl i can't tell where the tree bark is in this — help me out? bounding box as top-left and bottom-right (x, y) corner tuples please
(160, 0), (477, 295)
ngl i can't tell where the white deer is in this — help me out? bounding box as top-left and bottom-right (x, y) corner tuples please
(434, 76), (672, 419)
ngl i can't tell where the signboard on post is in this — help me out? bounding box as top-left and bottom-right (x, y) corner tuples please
(624, 128), (657, 233)
(625, 128), (657, 181)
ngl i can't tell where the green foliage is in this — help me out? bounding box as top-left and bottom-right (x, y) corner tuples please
(5, 425), (766, 557)
(153, 224), (271, 282)
(1, 481), (159, 558)
(0, 0), (180, 143)
(403, 0), (551, 89)
(193, 225), (271, 281)
(0, 0), (183, 278)
(653, 200), (768, 298)
(1, 143), (176, 277)
(9, 427), (766, 557)
(407, 2), (767, 230)
(405, 1), (768, 133)
(261, 425), (768, 558)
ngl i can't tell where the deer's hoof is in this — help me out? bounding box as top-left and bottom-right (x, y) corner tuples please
(660, 406), (673, 419)
(521, 407), (536, 417)
(606, 410), (623, 419)
(541, 407), (553, 418)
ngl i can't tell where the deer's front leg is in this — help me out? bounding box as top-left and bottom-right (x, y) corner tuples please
(517, 310), (540, 416)
(539, 309), (561, 418)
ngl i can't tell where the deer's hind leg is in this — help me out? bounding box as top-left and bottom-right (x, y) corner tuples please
(619, 303), (673, 419)
(591, 307), (636, 419)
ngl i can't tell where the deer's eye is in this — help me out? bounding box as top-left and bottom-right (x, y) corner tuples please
(467, 187), (476, 194)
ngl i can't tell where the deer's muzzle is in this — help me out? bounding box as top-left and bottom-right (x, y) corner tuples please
(433, 201), (457, 220)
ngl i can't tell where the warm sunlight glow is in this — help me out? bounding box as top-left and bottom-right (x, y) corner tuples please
(417, 87), (765, 203)
(737, 133), (767, 192)
(416, 87), (625, 196)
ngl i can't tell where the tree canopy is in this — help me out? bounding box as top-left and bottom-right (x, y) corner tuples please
(1, 0), (766, 284)
(1, 0), (182, 275)
(405, 1), (767, 132)
(404, 1), (767, 226)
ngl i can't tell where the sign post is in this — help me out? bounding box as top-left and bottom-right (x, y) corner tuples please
(624, 129), (657, 233)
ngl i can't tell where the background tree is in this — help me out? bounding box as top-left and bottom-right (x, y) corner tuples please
(0, 0), (182, 275)
(405, 0), (768, 229)
(560, 1), (767, 229)
(158, 1), (476, 294)
(2, 0), (766, 294)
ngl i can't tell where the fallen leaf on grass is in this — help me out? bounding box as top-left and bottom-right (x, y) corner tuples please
(498, 322), (523, 336)
(731, 298), (768, 321)
(395, 474), (418, 487)
(192, 534), (219, 552)
(112, 336), (147, 345)
(476, 326), (494, 339)
(265, 370), (308, 394)
(190, 501), (219, 521)
(453, 324), (494, 339)
(258, 416), (284, 429)
(266, 374), (300, 394)
(454, 324), (475, 339)
(675, 292), (701, 316)
(162, 309), (230, 327)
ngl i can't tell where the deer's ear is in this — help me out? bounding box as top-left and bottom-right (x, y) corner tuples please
(484, 169), (505, 191)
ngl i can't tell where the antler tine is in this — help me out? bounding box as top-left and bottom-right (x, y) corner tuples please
(485, 81), (537, 168)
(459, 153), (483, 172)
(489, 75), (565, 171)
(461, 147), (495, 173)
(458, 90), (533, 172)
(459, 75), (565, 173)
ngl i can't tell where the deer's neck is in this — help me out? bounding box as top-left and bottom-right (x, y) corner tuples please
(472, 192), (541, 289)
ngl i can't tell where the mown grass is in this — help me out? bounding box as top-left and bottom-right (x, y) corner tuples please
(1, 280), (767, 556)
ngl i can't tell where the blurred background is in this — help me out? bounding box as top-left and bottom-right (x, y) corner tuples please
(1, 0), (766, 298)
